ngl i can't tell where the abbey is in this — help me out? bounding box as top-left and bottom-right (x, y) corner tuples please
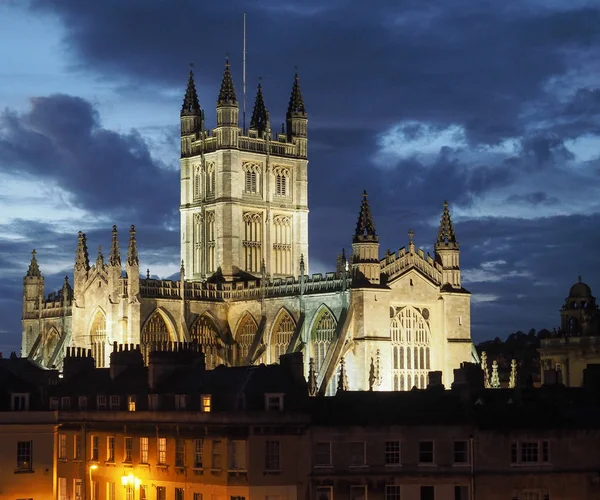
(21, 61), (474, 393)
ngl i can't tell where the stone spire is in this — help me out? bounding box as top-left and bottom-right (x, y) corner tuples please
(181, 68), (201, 116)
(127, 225), (139, 267)
(249, 83), (268, 136)
(287, 73), (306, 117)
(509, 359), (518, 389)
(307, 358), (318, 397)
(96, 246), (104, 269)
(75, 232), (90, 272)
(337, 357), (349, 392)
(217, 58), (237, 105)
(435, 201), (458, 250)
(26, 249), (41, 277)
(491, 359), (500, 388)
(109, 225), (121, 266)
(354, 190), (378, 243)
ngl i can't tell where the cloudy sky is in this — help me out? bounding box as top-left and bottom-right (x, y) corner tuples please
(1, 0), (600, 354)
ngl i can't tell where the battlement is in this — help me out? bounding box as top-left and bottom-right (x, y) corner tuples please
(139, 272), (349, 301)
(186, 130), (301, 159)
(381, 246), (443, 284)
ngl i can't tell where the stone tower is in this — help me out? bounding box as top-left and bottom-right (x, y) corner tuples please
(180, 61), (309, 280)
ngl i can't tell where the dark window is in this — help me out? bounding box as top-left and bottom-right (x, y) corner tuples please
(156, 487), (166, 500)
(16, 441), (32, 471)
(265, 440), (280, 470)
(175, 488), (184, 500)
(419, 441), (434, 463)
(176, 438), (185, 467)
(420, 486), (434, 500)
(349, 442), (365, 466)
(453, 441), (468, 463)
(385, 441), (401, 465)
(454, 486), (468, 500)
(385, 485), (401, 500)
(314, 441), (331, 466)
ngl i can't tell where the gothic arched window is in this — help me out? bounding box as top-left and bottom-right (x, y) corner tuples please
(243, 212), (262, 272)
(90, 312), (107, 368)
(243, 162), (261, 194)
(206, 212), (216, 273)
(391, 307), (431, 390)
(273, 215), (292, 276)
(190, 315), (221, 369)
(273, 166), (290, 197)
(141, 311), (172, 363)
(235, 314), (257, 365)
(272, 310), (296, 362)
(311, 309), (338, 396)
(206, 163), (216, 196)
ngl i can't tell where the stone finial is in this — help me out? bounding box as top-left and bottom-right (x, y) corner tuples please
(96, 245), (104, 269)
(26, 249), (42, 278)
(182, 66), (201, 116)
(491, 359), (500, 388)
(509, 359), (518, 389)
(287, 72), (306, 117)
(368, 357), (376, 391)
(408, 229), (415, 253)
(307, 358), (318, 397)
(299, 254), (305, 276)
(75, 232), (90, 272)
(217, 57), (237, 105)
(481, 351), (490, 388)
(127, 225), (139, 267)
(109, 225), (121, 267)
(180, 260), (185, 278)
(249, 83), (268, 136)
(146, 269), (150, 280)
(353, 190), (378, 243)
(435, 200), (459, 250)
(337, 357), (349, 393)
(260, 258), (266, 279)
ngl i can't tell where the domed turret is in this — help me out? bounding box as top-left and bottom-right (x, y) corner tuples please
(561, 275), (599, 336)
(569, 276), (592, 299)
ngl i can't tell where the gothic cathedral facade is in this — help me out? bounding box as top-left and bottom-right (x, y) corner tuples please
(21, 61), (474, 393)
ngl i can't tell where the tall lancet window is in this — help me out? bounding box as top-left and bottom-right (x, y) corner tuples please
(243, 212), (262, 273)
(206, 212), (216, 274)
(391, 306), (431, 391)
(193, 213), (202, 276)
(272, 310), (295, 362)
(243, 162), (261, 194)
(311, 309), (338, 396)
(273, 215), (292, 275)
(90, 311), (107, 368)
(273, 166), (290, 197)
(206, 162), (216, 197)
(193, 165), (202, 200)
(235, 314), (257, 366)
(190, 315), (221, 370)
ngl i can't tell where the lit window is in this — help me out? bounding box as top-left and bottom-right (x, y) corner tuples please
(107, 482), (115, 500)
(58, 478), (67, 500)
(16, 440), (32, 471)
(140, 437), (149, 464)
(73, 479), (83, 500)
(158, 437), (167, 465)
(127, 395), (136, 412)
(202, 395), (212, 413)
(58, 434), (67, 460)
(385, 441), (401, 465)
(418, 441), (434, 464)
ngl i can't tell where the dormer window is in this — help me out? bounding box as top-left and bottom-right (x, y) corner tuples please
(201, 395), (212, 413)
(78, 396), (87, 410)
(49, 397), (59, 410)
(265, 393), (284, 411)
(109, 395), (120, 410)
(128, 395), (136, 412)
(97, 395), (107, 410)
(60, 396), (70, 410)
(11, 393), (29, 411)
(148, 394), (159, 411)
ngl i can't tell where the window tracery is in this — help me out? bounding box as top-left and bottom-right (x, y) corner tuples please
(141, 311), (171, 364)
(243, 162), (261, 194)
(206, 212), (215, 273)
(90, 312), (107, 368)
(206, 163), (216, 196)
(190, 315), (221, 369)
(311, 309), (338, 396)
(235, 314), (257, 365)
(193, 165), (202, 200)
(243, 212), (262, 272)
(391, 307), (431, 390)
(272, 310), (295, 362)
(273, 166), (290, 197)
(273, 215), (292, 275)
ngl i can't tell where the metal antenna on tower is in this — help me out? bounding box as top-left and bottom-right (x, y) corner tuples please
(242, 12), (247, 134)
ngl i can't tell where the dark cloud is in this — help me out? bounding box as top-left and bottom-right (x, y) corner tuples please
(506, 192), (559, 206)
(0, 94), (178, 225)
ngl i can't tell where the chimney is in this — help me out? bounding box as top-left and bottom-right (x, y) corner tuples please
(279, 352), (306, 389)
(147, 342), (205, 391)
(109, 342), (144, 380)
(62, 346), (95, 381)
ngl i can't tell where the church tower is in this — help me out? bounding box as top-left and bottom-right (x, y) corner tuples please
(180, 63), (309, 280)
(434, 201), (461, 288)
(351, 191), (380, 285)
(22, 250), (44, 321)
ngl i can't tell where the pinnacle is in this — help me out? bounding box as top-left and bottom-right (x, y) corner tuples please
(287, 73), (306, 117)
(26, 249), (41, 277)
(353, 190), (378, 243)
(109, 225), (121, 267)
(435, 200), (458, 249)
(249, 83), (268, 135)
(181, 67), (201, 116)
(217, 58), (237, 105)
(127, 225), (139, 267)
